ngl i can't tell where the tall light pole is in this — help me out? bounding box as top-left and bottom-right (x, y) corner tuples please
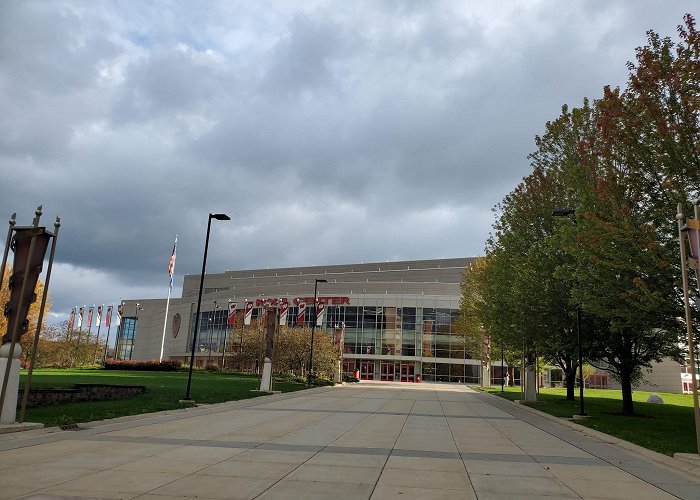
(552, 207), (586, 416)
(184, 213), (230, 402)
(307, 278), (327, 384)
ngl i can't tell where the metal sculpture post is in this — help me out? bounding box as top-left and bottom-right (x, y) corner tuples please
(259, 306), (277, 391)
(0, 207), (59, 424)
(678, 203), (700, 454)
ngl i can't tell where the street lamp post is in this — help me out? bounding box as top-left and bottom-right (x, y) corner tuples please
(307, 278), (327, 384)
(552, 207), (586, 416)
(183, 213), (230, 402)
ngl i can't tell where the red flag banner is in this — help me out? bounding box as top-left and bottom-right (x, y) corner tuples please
(279, 301), (289, 326)
(296, 302), (306, 326)
(228, 302), (237, 326)
(106, 305), (113, 327)
(68, 308), (75, 331)
(316, 303), (325, 327)
(244, 302), (253, 326)
(87, 306), (94, 329)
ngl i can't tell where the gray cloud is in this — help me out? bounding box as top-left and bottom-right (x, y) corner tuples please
(0, 0), (693, 324)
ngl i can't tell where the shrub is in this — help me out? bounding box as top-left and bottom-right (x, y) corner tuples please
(343, 375), (360, 383)
(311, 377), (335, 387)
(104, 359), (182, 371)
(204, 363), (221, 372)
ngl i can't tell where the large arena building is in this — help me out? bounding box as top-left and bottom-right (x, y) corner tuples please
(116, 258), (492, 383)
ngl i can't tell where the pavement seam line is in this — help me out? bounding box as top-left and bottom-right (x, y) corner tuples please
(463, 388), (584, 499)
(436, 387), (477, 495)
(249, 390), (399, 498)
(475, 390), (689, 498)
(367, 398), (415, 499)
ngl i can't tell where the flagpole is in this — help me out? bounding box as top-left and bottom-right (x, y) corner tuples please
(102, 305), (113, 364)
(160, 235), (177, 362)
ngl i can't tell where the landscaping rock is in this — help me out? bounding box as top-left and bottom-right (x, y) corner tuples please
(647, 394), (664, 404)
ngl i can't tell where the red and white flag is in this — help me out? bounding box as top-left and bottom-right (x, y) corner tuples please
(77, 306), (84, 329)
(227, 302), (237, 326)
(296, 302), (306, 326)
(68, 308), (75, 331)
(96, 305), (102, 328)
(117, 304), (123, 326)
(279, 302), (289, 326)
(87, 306), (94, 329)
(106, 305), (113, 328)
(244, 301), (253, 325)
(316, 303), (325, 327)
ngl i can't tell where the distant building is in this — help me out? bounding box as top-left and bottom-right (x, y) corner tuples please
(116, 258), (506, 383)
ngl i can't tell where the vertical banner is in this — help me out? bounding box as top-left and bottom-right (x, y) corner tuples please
(96, 305), (102, 329)
(68, 308), (75, 332)
(117, 304), (123, 326)
(227, 302), (237, 326)
(244, 301), (253, 325)
(687, 220), (700, 283)
(278, 301), (289, 326)
(296, 302), (306, 326)
(316, 303), (325, 327)
(77, 306), (84, 330)
(105, 305), (113, 327)
(86, 306), (94, 330)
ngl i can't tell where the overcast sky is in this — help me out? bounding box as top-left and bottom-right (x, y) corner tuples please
(0, 1), (693, 327)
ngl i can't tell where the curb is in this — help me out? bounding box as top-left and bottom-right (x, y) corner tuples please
(479, 389), (700, 480)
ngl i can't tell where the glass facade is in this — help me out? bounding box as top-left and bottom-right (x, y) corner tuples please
(115, 317), (137, 360)
(186, 309), (229, 354)
(185, 300), (477, 383)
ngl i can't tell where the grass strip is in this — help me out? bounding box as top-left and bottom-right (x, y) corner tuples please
(20, 368), (308, 428)
(484, 386), (697, 456)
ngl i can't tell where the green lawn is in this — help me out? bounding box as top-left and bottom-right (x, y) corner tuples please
(20, 369), (309, 428)
(484, 386), (697, 456)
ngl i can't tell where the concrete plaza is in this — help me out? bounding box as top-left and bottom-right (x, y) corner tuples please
(0, 382), (698, 499)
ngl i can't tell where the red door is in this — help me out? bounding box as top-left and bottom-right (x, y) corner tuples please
(400, 364), (415, 382)
(380, 363), (395, 381)
(360, 361), (374, 380)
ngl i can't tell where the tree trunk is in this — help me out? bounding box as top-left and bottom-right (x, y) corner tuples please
(565, 369), (576, 400)
(620, 367), (634, 415)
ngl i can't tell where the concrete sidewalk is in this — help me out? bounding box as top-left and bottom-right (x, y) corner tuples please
(1, 382), (698, 499)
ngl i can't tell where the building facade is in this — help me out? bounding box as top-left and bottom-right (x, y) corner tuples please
(116, 258), (491, 383)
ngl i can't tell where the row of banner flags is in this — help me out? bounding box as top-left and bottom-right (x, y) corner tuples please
(68, 304), (122, 332)
(226, 300), (327, 327)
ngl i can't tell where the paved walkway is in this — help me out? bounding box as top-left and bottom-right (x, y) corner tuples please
(0, 382), (699, 499)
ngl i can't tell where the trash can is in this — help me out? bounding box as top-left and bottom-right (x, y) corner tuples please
(353, 369), (360, 380)
(416, 375), (422, 383)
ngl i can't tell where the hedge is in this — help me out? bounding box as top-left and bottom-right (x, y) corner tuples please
(104, 359), (182, 371)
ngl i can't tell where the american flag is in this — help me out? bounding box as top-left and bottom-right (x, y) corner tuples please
(168, 235), (178, 293)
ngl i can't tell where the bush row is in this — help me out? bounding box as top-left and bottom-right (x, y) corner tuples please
(104, 359), (182, 371)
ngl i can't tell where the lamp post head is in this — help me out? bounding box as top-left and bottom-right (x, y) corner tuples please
(316, 279), (328, 284)
(210, 213), (230, 221)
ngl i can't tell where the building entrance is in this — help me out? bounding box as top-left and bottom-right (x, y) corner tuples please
(380, 362), (395, 381)
(400, 364), (415, 382)
(360, 361), (374, 380)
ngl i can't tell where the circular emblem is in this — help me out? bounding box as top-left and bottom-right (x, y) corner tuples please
(172, 313), (181, 338)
